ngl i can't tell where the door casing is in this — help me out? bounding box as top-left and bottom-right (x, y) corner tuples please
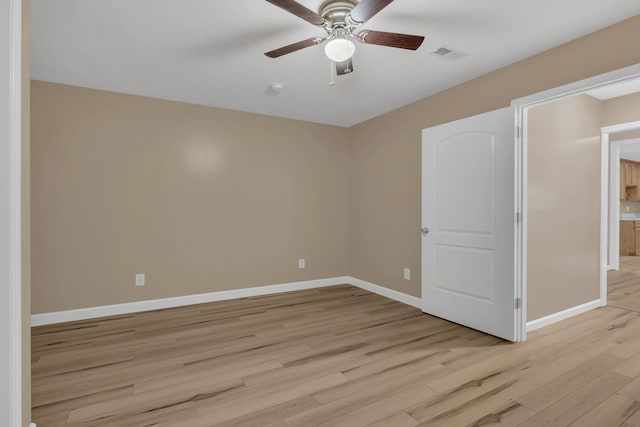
(2, 0), (23, 425)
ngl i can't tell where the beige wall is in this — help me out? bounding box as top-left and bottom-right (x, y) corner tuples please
(31, 81), (349, 313)
(22, 0), (30, 424)
(612, 130), (640, 142)
(526, 92), (640, 320)
(348, 16), (640, 305)
(527, 95), (603, 320)
(604, 92), (640, 126)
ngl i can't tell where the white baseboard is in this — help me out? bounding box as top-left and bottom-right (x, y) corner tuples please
(526, 299), (603, 332)
(31, 276), (422, 326)
(31, 277), (350, 326)
(349, 277), (422, 309)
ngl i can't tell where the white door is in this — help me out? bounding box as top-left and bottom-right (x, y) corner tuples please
(422, 107), (518, 341)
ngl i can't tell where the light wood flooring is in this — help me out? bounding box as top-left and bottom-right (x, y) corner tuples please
(33, 284), (640, 426)
(609, 256), (640, 313)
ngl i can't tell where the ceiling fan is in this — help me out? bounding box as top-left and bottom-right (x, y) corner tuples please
(264, 0), (425, 75)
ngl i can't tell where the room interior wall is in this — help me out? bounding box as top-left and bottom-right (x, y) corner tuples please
(527, 94), (603, 320)
(21, 0), (30, 424)
(603, 92), (640, 126)
(614, 130), (640, 142)
(347, 16), (640, 316)
(30, 81), (349, 314)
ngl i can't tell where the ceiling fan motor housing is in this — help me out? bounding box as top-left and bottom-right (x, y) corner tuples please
(320, 0), (358, 27)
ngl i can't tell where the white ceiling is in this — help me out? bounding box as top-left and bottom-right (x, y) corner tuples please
(587, 78), (640, 100)
(31, 0), (640, 127)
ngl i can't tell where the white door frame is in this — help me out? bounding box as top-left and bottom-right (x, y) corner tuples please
(608, 136), (640, 273)
(2, 0), (23, 425)
(513, 63), (640, 335)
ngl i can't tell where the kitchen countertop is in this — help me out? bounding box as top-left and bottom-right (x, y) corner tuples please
(621, 214), (640, 221)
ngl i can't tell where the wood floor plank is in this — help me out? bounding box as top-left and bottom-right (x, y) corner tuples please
(465, 402), (536, 426)
(365, 412), (418, 427)
(516, 353), (624, 411)
(522, 337), (618, 386)
(407, 360), (533, 423)
(195, 372), (348, 424)
(212, 396), (319, 427)
(414, 378), (537, 427)
(571, 393), (640, 427)
(518, 371), (632, 426)
(619, 376), (640, 401)
(284, 380), (438, 427)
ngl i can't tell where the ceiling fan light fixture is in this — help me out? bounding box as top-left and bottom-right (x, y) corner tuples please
(324, 37), (356, 62)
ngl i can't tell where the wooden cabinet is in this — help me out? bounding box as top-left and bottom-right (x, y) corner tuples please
(620, 220), (640, 256)
(621, 159), (640, 201)
(625, 161), (638, 186)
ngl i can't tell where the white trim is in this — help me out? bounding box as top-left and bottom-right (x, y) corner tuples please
(31, 276), (422, 326)
(30, 423), (36, 427)
(514, 105), (527, 342)
(349, 277), (422, 309)
(32, 277), (350, 326)
(600, 129), (610, 306)
(526, 299), (602, 332)
(609, 138), (620, 272)
(603, 120), (640, 135)
(4, 0), (22, 424)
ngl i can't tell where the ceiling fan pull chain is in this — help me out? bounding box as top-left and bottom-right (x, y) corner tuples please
(330, 60), (336, 86)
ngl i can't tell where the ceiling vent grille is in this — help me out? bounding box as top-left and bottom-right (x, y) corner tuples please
(431, 45), (468, 62)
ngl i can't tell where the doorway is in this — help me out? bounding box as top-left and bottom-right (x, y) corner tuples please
(607, 132), (640, 313)
(513, 65), (640, 335)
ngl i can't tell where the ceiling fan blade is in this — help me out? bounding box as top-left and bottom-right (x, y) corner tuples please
(358, 30), (425, 50)
(264, 37), (324, 58)
(348, 0), (395, 24)
(264, 0), (327, 26)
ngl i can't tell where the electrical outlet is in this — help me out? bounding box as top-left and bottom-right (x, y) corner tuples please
(403, 268), (411, 280)
(135, 273), (145, 286)
(298, 259), (305, 269)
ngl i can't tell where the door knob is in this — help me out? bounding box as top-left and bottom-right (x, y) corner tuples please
(421, 227), (429, 235)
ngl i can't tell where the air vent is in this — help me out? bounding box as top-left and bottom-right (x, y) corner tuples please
(431, 45), (468, 62)
(433, 47), (452, 56)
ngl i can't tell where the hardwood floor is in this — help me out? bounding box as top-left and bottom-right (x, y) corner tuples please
(609, 256), (640, 313)
(32, 284), (640, 426)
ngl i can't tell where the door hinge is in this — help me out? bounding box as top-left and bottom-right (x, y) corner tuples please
(515, 212), (521, 224)
(516, 126), (522, 138)
(515, 297), (522, 309)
